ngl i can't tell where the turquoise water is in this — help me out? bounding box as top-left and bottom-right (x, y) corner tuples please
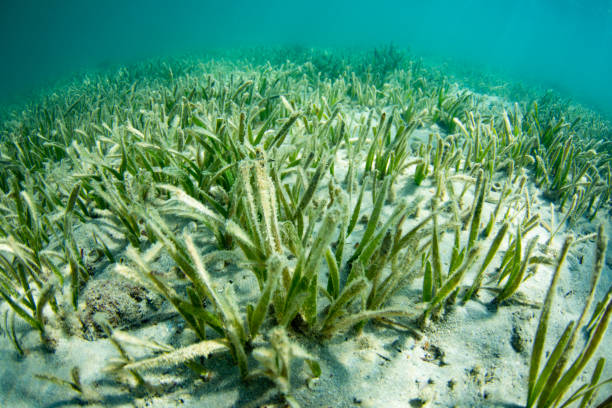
(1, 0), (611, 116)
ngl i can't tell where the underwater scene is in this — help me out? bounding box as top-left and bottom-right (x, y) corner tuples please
(0, 1), (611, 407)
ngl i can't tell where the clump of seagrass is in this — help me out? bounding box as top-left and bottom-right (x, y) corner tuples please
(527, 226), (611, 408)
(247, 328), (320, 408)
(35, 367), (101, 404)
(0, 180), (88, 353)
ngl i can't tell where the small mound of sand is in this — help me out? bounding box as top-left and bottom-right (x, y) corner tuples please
(79, 278), (163, 339)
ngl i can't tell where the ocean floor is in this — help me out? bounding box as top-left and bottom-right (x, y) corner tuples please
(0, 50), (611, 408)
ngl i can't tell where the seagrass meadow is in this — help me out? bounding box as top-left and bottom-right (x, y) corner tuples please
(0, 47), (611, 408)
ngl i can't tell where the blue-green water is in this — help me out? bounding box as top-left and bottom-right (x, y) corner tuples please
(1, 0), (612, 115)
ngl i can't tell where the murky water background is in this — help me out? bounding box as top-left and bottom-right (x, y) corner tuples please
(1, 0), (611, 115)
